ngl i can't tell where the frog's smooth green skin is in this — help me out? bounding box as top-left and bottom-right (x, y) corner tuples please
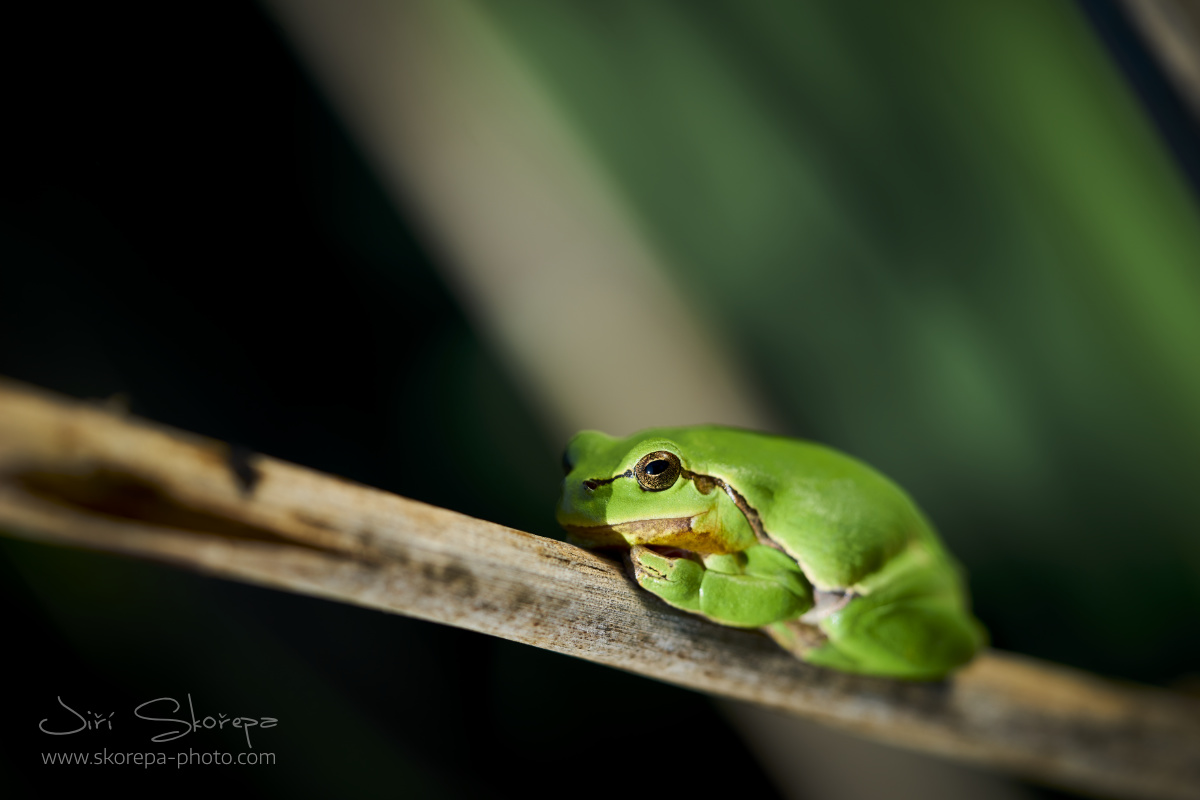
(556, 426), (987, 680)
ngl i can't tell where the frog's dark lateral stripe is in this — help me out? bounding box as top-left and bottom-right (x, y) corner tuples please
(691, 470), (854, 620)
(582, 470), (632, 491)
(679, 468), (781, 552)
(696, 472), (855, 612)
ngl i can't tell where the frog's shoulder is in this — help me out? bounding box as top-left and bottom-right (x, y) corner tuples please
(677, 428), (923, 589)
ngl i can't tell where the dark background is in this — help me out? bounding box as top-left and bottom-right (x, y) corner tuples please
(2, 3), (755, 796)
(2, 2), (1196, 798)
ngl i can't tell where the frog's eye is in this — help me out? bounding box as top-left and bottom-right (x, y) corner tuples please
(634, 451), (681, 491)
(561, 450), (574, 476)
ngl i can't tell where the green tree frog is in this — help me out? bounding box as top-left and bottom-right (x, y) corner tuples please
(557, 426), (986, 680)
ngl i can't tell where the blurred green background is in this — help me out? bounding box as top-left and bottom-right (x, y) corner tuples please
(2, 1), (1198, 798)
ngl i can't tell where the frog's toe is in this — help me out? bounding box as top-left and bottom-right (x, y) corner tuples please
(629, 545), (704, 610)
(629, 545), (699, 581)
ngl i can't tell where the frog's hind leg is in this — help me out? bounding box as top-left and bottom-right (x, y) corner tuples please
(804, 591), (984, 680)
(763, 618), (880, 675)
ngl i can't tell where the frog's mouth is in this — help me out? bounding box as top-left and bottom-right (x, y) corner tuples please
(563, 516), (740, 555)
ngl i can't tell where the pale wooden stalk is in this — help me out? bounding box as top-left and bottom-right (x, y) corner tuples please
(1118, 0), (1200, 122)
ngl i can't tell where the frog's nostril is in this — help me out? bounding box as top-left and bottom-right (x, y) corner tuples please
(583, 480), (598, 491)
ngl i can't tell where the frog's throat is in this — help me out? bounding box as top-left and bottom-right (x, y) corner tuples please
(573, 468), (783, 554)
(564, 516), (735, 554)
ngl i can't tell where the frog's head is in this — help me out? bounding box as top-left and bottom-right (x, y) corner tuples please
(556, 428), (748, 555)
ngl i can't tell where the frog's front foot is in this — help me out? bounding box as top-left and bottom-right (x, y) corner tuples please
(629, 545), (704, 613)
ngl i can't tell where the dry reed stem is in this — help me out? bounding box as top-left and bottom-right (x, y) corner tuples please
(0, 378), (1196, 800)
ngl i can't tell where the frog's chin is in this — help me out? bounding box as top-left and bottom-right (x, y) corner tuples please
(564, 516), (736, 555)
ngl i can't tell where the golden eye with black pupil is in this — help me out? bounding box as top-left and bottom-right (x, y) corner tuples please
(634, 451), (681, 491)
